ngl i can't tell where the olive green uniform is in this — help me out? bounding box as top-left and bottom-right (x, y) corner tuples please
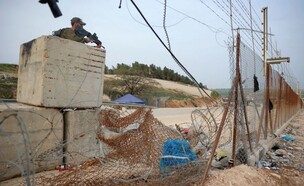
(60, 28), (85, 43)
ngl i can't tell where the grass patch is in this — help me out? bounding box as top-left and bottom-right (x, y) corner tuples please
(0, 64), (18, 98)
(0, 78), (18, 99)
(141, 86), (195, 100)
(0, 64), (18, 73)
(212, 88), (230, 98)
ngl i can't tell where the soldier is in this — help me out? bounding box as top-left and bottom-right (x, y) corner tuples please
(60, 17), (92, 43)
(54, 17), (102, 48)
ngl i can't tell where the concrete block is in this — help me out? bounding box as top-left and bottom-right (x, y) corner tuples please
(0, 103), (63, 181)
(64, 109), (101, 165)
(17, 35), (106, 108)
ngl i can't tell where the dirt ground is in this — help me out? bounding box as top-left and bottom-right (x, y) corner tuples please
(204, 109), (304, 186)
(153, 78), (212, 97)
(166, 97), (214, 108)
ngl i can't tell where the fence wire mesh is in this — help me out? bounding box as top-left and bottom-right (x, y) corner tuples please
(1, 34), (303, 186)
(224, 35), (303, 167)
(1, 107), (214, 185)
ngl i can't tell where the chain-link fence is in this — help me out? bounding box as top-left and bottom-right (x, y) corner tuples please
(200, 33), (302, 184)
(1, 32), (302, 185)
(1, 106), (211, 186)
(209, 33), (303, 169)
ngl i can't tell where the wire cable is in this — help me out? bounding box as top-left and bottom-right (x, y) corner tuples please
(128, 0), (214, 101)
(126, 0), (187, 28)
(199, 0), (262, 49)
(154, 0), (230, 35)
(199, 0), (230, 26)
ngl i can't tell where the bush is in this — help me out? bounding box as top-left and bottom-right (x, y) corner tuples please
(211, 90), (220, 99)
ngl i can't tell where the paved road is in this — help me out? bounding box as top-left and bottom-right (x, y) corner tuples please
(152, 107), (199, 127)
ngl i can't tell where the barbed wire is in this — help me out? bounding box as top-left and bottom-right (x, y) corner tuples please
(162, 0), (171, 51)
(1, 1), (302, 186)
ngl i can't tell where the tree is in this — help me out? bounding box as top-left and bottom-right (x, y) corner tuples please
(106, 62), (207, 87)
(119, 75), (157, 96)
(114, 63), (131, 75)
(211, 90), (220, 98)
(104, 65), (109, 74)
(131, 61), (149, 76)
(149, 64), (157, 77)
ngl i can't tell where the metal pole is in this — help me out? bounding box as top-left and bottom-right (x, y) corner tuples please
(201, 78), (236, 186)
(262, 7), (269, 139)
(239, 71), (253, 152)
(264, 63), (270, 138)
(232, 32), (241, 161)
(262, 7), (268, 76)
(201, 35), (240, 186)
(63, 112), (68, 166)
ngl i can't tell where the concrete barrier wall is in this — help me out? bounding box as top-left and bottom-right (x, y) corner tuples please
(0, 103), (104, 181)
(1, 35), (106, 182)
(64, 109), (101, 165)
(0, 103), (63, 181)
(17, 35), (106, 108)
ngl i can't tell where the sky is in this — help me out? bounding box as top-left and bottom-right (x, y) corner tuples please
(0, 0), (303, 89)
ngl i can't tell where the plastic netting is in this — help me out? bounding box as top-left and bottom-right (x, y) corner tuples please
(1, 107), (210, 186)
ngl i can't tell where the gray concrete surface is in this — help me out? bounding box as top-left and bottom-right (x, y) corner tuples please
(246, 109), (303, 166)
(0, 102), (63, 181)
(64, 109), (101, 165)
(17, 35), (106, 108)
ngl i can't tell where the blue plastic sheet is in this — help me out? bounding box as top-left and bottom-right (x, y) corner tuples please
(160, 140), (197, 171)
(281, 135), (295, 141)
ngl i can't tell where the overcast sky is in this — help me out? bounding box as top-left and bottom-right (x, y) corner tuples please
(0, 0), (303, 89)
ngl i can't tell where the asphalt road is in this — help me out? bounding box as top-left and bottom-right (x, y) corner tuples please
(152, 107), (199, 127)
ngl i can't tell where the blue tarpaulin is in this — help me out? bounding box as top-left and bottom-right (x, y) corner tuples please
(160, 140), (197, 175)
(113, 93), (145, 104)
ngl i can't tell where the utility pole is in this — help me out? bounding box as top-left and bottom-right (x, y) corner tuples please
(262, 7), (269, 137)
(262, 7), (290, 137)
(262, 7), (268, 76)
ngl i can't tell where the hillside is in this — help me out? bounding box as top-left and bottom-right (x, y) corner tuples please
(104, 75), (214, 107)
(153, 78), (212, 97)
(0, 64), (216, 107)
(0, 64), (18, 99)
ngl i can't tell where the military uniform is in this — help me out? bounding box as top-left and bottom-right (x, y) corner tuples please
(60, 28), (85, 43)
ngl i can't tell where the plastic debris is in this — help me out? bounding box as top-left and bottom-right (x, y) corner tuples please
(160, 140), (197, 176)
(281, 135), (295, 141)
(55, 164), (70, 171)
(274, 149), (287, 157)
(298, 168), (304, 171)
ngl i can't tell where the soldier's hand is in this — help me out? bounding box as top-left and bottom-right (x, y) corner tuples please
(84, 37), (92, 43)
(96, 44), (105, 49)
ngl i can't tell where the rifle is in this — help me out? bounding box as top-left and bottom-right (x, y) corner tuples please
(75, 26), (102, 46)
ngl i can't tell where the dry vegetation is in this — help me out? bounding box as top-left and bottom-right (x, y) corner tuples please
(0, 64), (216, 107)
